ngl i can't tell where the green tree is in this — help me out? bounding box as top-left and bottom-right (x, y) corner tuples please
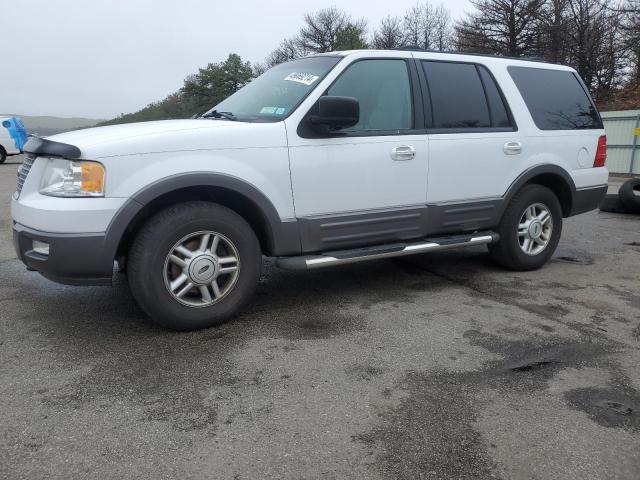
(334, 23), (369, 50)
(182, 53), (254, 115)
(100, 53), (254, 125)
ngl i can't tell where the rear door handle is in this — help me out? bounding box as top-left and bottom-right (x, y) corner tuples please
(504, 142), (522, 155)
(391, 145), (416, 161)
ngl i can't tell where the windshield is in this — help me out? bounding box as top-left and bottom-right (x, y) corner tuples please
(204, 56), (342, 123)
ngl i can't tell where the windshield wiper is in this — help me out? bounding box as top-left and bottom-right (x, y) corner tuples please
(202, 110), (238, 121)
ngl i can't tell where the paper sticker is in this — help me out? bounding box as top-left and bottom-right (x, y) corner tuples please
(284, 72), (320, 86)
(260, 107), (288, 115)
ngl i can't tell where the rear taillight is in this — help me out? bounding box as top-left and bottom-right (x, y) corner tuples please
(594, 135), (607, 168)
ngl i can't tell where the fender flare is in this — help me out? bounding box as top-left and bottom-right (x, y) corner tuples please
(498, 164), (576, 219)
(103, 172), (301, 262)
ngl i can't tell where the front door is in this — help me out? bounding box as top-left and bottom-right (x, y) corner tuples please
(287, 58), (429, 253)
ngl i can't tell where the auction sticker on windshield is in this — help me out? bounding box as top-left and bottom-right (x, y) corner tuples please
(284, 72), (320, 86)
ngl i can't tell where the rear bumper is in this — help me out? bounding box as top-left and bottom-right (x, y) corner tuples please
(13, 223), (114, 286)
(569, 185), (608, 216)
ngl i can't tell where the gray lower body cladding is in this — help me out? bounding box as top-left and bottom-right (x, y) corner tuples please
(297, 200), (502, 254)
(11, 184), (606, 286)
(296, 185), (607, 255)
(12, 223), (113, 286)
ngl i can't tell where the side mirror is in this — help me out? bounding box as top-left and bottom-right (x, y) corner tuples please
(310, 96), (359, 131)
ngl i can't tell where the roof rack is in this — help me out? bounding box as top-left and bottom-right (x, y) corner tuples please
(394, 46), (550, 64)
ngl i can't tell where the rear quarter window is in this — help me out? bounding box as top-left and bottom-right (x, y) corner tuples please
(508, 67), (603, 130)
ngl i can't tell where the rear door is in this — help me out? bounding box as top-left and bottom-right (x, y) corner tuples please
(419, 59), (520, 234)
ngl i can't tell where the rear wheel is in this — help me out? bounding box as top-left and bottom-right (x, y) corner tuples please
(489, 184), (562, 271)
(0, 147), (6, 164)
(128, 202), (262, 330)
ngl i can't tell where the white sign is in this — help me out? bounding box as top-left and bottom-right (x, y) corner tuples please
(284, 72), (320, 86)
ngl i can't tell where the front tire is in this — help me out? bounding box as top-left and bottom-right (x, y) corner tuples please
(128, 202), (262, 331)
(0, 147), (6, 164)
(489, 184), (562, 271)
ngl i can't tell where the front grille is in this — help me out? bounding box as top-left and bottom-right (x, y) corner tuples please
(16, 154), (36, 196)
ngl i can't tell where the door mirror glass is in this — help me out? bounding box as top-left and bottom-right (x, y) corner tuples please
(310, 96), (360, 131)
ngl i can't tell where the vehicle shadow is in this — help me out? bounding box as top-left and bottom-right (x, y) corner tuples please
(2, 247), (498, 342)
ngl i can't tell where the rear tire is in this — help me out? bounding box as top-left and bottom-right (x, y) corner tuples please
(0, 147), (6, 164)
(619, 178), (640, 214)
(127, 201), (262, 331)
(489, 184), (562, 271)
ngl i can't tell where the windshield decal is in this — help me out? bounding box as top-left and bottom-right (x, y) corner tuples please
(284, 72), (320, 86)
(259, 107), (288, 115)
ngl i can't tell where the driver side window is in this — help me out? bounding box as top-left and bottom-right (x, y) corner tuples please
(327, 59), (413, 132)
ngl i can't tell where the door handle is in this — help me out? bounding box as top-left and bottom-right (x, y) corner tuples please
(391, 145), (416, 161)
(504, 142), (522, 155)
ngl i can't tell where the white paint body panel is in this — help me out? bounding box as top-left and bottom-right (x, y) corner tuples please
(287, 136), (428, 216)
(407, 54), (608, 203)
(12, 49), (608, 241)
(12, 120), (296, 232)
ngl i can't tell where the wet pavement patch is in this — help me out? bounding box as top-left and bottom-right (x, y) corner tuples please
(354, 371), (500, 480)
(274, 311), (366, 340)
(552, 247), (595, 266)
(345, 364), (384, 381)
(463, 330), (612, 391)
(552, 255), (594, 265)
(37, 331), (242, 434)
(354, 331), (616, 479)
(632, 324), (640, 341)
(564, 387), (640, 432)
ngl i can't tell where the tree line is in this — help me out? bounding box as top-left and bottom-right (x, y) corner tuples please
(101, 0), (639, 125)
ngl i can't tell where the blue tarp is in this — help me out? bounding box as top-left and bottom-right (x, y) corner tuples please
(2, 117), (28, 152)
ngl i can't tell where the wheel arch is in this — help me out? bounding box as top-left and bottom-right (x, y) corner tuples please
(104, 173), (301, 267)
(502, 165), (576, 218)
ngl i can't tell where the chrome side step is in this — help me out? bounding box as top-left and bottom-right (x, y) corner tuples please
(277, 231), (499, 270)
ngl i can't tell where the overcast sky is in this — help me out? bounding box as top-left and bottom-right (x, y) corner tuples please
(1, 0), (472, 119)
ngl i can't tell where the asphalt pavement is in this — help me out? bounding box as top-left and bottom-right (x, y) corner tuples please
(1, 156), (639, 479)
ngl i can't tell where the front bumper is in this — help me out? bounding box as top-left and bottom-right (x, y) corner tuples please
(13, 223), (114, 286)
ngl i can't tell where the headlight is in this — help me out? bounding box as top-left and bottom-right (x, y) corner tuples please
(39, 158), (105, 197)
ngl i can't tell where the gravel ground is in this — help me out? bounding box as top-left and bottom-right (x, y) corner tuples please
(1, 156), (639, 479)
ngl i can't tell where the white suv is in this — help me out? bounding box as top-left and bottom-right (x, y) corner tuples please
(11, 50), (609, 330)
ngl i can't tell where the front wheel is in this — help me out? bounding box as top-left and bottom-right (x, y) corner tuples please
(127, 202), (262, 330)
(0, 147), (6, 164)
(489, 184), (562, 271)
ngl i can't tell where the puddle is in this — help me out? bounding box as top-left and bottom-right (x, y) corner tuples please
(564, 387), (640, 432)
(509, 360), (555, 373)
(553, 255), (594, 266)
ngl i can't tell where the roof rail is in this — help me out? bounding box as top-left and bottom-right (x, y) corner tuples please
(394, 47), (550, 64)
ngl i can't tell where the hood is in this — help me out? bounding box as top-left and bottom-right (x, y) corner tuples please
(46, 119), (287, 159)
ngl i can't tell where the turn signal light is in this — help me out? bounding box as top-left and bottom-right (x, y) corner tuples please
(594, 135), (607, 168)
(81, 162), (106, 194)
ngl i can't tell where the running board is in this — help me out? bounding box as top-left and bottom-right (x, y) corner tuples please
(277, 231), (499, 270)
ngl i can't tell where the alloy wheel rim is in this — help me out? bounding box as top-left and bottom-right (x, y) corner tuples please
(517, 203), (553, 256)
(163, 231), (240, 307)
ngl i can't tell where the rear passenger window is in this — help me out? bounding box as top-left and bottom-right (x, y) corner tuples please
(422, 61), (512, 130)
(478, 67), (511, 128)
(508, 67), (603, 130)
